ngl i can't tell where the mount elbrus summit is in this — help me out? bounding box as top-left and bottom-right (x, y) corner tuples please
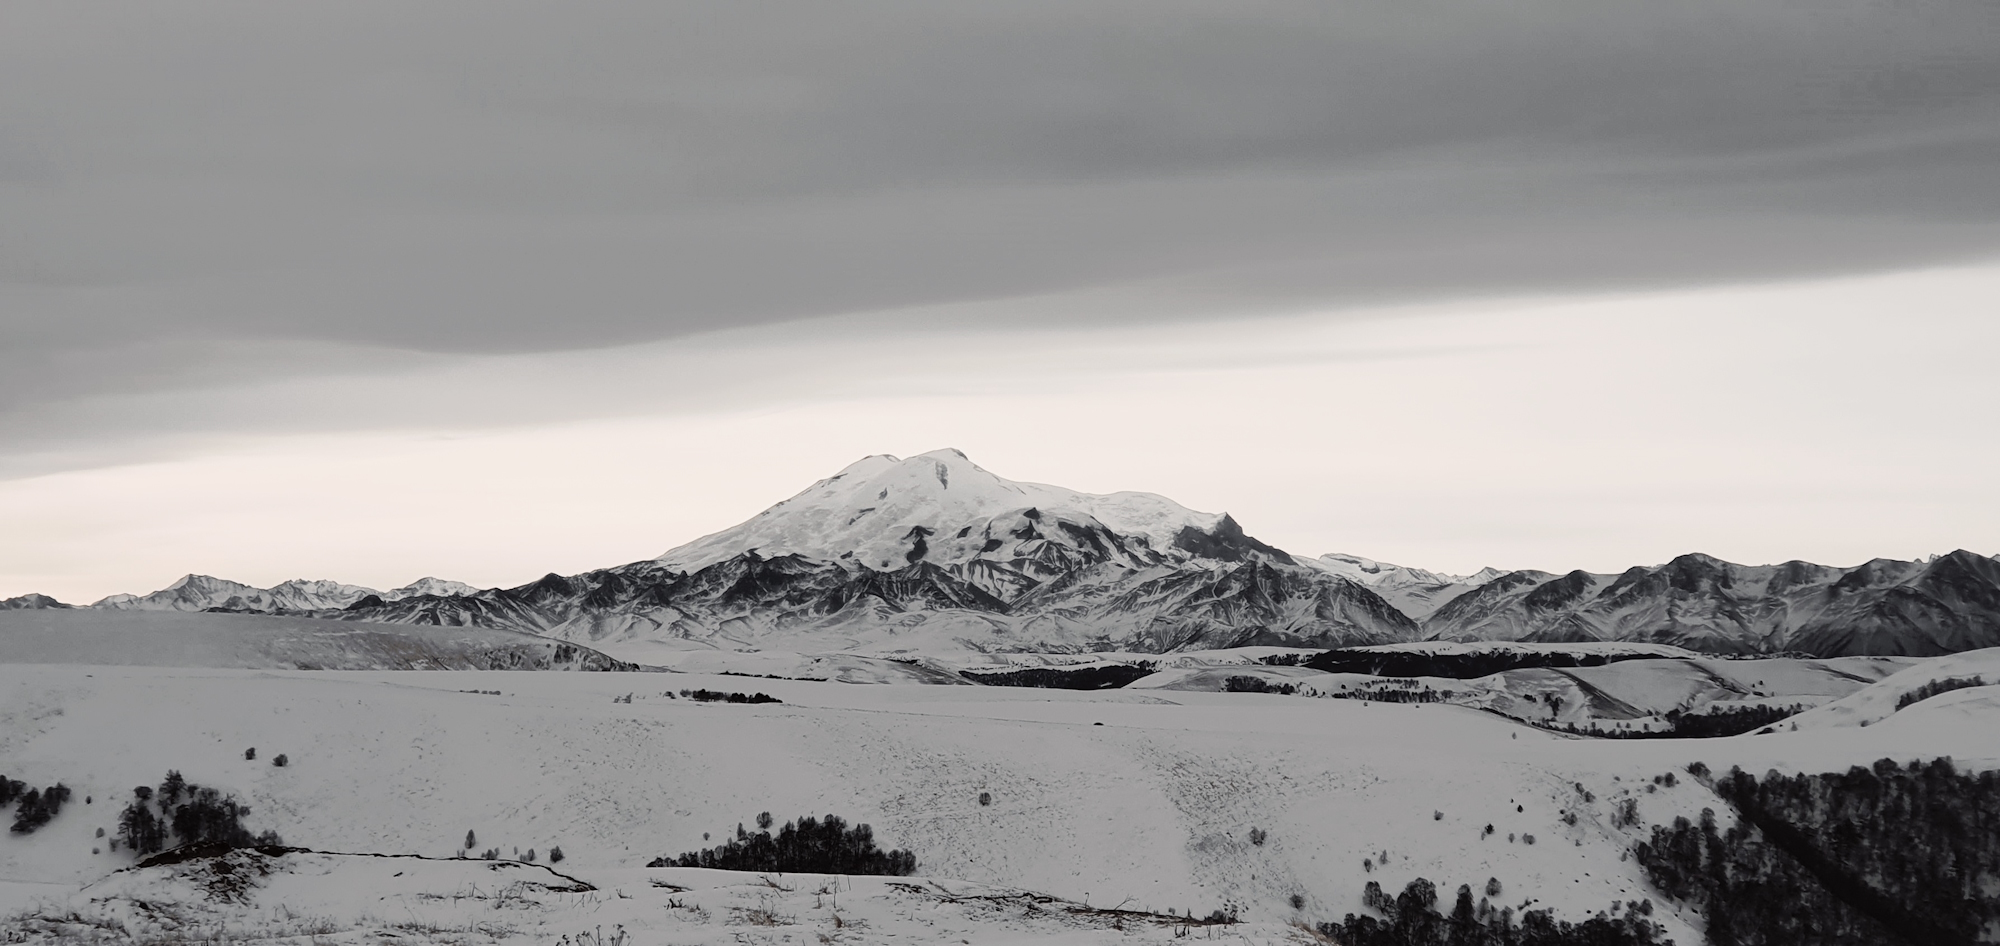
(13, 449), (1999, 657)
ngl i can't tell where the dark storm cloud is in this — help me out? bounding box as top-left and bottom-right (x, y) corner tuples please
(2, 0), (1997, 435)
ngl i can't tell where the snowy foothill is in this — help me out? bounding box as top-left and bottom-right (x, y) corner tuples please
(2, 649), (1998, 943)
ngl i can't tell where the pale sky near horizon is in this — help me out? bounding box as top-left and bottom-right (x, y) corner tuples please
(4, 2), (1998, 602)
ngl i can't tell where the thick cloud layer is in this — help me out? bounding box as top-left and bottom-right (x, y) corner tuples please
(3, 0), (1998, 452)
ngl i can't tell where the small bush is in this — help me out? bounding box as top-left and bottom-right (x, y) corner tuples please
(550, 845), (565, 863)
(978, 791), (992, 807)
(272, 754), (288, 768)
(1248, 827), (1268, 846)
(244, 748), (256, 761)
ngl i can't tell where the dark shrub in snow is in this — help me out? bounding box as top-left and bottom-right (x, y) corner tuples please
(648, 813), (915, 875)
(9, 783), (72, 834)
(115, 770), (280, 855)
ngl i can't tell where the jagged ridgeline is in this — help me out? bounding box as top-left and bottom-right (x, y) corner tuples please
(27, 450), (2000, 657)
(1633, 758), (2000, 946)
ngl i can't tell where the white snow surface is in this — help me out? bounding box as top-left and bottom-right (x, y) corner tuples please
(4, 659), (1997, 944)
(1782, 646), (2000, 732)
(656, 449), (1224, 572)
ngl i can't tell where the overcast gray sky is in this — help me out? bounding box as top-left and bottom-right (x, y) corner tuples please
(4, 1), (1998, 599)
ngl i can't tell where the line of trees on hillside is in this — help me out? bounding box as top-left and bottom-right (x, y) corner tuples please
(1547, 704), (1805, 739)
(1292, 649), (1670, 679)
(1896, 676), (1987, 710)
(1316, 877), (1668, 945)
(1632, 758), (1999, 945)
(647, 812), (915, 875)
(1223, 676), (1297, 694)
(680, 688), (782, 704)
(960, 664), (1157, 690)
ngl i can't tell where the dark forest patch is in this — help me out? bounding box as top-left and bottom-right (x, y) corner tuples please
(960, 663), (1155, 690)
(1290, 648), (1682, 679)
(1633, 757), (1999, 945)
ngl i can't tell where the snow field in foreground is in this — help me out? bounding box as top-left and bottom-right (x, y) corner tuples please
(2, 658), (1997, 940)
(10, 851), (1319, 946)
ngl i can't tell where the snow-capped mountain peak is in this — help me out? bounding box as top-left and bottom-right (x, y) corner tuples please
(655, 449), (1227, 572)
(1305, 552), (1473, 587)
(385, 577), (481, 600)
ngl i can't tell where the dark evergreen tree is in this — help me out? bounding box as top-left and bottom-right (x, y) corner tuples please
(1319, 877), (1668, 945)
(113, 771), (279, 856)
(1631, 757), (1999, 945)
(8, 783), (72, 834)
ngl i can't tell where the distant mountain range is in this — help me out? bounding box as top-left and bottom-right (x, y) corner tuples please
(9, 449), (1998, 657)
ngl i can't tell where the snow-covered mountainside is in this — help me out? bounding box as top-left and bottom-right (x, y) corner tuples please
(325, 451), (1416, 654)
(90, 574), (478, 613)
(0, 593), (70, 610)
(1420, 551), (2000, 656)
(657, 449), (1225, 572)
(1303, 553), (1498, 621)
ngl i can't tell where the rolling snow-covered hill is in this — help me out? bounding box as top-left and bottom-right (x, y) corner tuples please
(0, 609), (632, 672)
(4, 654), (1996, 942)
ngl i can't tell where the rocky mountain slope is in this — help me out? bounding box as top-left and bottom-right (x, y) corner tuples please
(1301, 553), (1503, 621)
(89, 574), (479, 613)
(1421, 551), (2000, 656)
